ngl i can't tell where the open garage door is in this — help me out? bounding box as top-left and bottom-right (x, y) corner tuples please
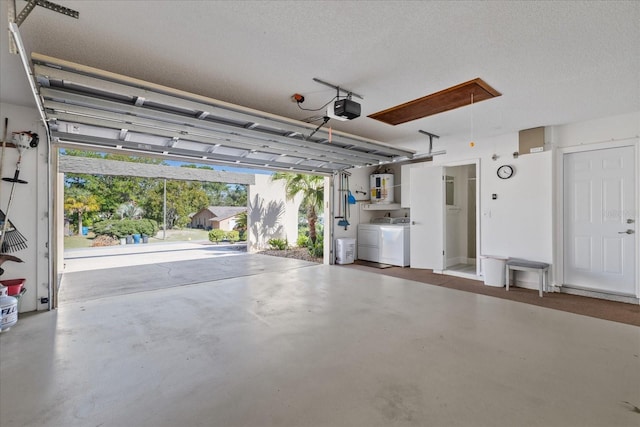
(31, 54), (414, 176)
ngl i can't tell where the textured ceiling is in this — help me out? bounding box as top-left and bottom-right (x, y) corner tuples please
(1, 1), (639, 155)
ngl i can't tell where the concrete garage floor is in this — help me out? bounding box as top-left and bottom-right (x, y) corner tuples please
(1, 251), (640, 426)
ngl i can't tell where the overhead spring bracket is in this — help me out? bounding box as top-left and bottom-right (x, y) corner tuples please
(418, 130), (439, 154)
(8, 0), (79, 54)
(10, 0), (79, 27)
(13, 0), (79, 26)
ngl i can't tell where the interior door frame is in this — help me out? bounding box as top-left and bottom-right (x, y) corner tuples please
(442, 158), (482, 277)
(555, 139), (640, 300)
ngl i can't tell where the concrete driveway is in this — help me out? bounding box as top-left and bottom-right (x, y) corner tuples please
(60, 242), (318, 304)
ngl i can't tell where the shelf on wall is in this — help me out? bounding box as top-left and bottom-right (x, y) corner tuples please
(361, 203), (402, 210)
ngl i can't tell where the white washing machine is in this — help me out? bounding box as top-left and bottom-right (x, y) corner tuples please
(357, 217), (410, 266)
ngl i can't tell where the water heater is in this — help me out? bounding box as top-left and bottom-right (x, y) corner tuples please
(370, 173), (394, 204)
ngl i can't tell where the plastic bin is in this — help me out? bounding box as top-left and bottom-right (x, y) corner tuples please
(0, 278), (25, 296)
(481, 255), (508, 287)
(335, 238), (356, 265)
(81, 226), (89, 235)
(132, 234), (141, 244)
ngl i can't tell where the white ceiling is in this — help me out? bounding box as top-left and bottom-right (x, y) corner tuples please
(1, 1), (639, 154)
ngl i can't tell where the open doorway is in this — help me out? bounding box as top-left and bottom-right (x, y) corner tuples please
(443, 163), (479, 279)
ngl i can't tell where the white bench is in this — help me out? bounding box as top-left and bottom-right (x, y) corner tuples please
(505, 259), (550, 297)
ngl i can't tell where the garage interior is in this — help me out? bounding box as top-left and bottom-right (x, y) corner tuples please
(1, 2), (640, 427)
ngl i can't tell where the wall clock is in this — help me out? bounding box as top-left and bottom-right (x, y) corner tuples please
(497, 165), (514, 179)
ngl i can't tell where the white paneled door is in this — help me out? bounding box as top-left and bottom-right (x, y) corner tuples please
(563, 146), (636, 295)
(410, 166), (444, 270)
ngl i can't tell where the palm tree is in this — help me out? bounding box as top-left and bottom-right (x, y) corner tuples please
(234, 211), (247, 239)
(271, 172), (324, 244)
(116, 201), (144, 219)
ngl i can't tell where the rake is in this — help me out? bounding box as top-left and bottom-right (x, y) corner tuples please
(0, 209), (27, 253)
(0, 122), (30, 254)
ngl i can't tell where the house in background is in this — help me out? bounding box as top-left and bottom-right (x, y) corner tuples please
(189, 206), (246, 231)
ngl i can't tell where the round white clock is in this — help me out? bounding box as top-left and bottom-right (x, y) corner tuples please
(497, 165), (514, 179)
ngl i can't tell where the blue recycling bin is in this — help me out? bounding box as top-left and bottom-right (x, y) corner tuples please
(82, 226), (89, 235)
(132, 234), (141, 244)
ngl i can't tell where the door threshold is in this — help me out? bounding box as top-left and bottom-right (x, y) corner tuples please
(443, 269), (481, 281)
(560, 286), (639, 305)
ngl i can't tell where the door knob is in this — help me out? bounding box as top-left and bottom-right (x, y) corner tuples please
(618, 229), (635, 234)
(627, 219), (635, 224)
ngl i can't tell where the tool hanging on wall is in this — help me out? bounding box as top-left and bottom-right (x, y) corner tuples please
(0, 253), (24, 277)
(334, 173), (343, 221)
(0, 210), (27, 254)
(347, 173), (356, 205)
(0, 130), (36, 254)
(337, 172), (351, 229)
(0, 118), (8, 206)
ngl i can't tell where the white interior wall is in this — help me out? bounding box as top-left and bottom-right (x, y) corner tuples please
(551, 111), (640, 148)
(410, 132), (555, 289)
(0, 102), (49, 312)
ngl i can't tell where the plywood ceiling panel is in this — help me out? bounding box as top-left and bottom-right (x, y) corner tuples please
(368, 78), (501, 126)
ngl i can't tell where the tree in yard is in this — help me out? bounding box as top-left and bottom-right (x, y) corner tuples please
(270, 172), (324, 244)
(142, 180), (209, 229)
(234, 211), (247, 232)
(116, 201), (144, 219)
(64, 187), (100, 235)
(180, 165), (248, 206)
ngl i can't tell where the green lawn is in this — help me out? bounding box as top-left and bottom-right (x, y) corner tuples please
(64, 233), (97, 249)
(64, 229), (212, 250)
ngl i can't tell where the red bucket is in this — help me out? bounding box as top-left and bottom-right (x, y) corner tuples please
(0, 278), (25, 296)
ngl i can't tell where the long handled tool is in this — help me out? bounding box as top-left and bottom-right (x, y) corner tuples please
(0, 210), (27, 253)
(0, 131), (31, 253)
(337, 172), (350, 229)
(0, 118), (7, 208)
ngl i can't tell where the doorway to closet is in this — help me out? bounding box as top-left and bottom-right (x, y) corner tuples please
(443, 163), (479, 279)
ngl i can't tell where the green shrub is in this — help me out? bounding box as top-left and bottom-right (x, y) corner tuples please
(137, 219), (159, 237)
(268, 238), (288, 250)
(226, 230), (239, 243)
(93, 218), (159, 239)
(92, 220), (116, 237)
(308, 239), (323, 258)
(115, 219), (138, 237)
(297, 234), (309, 248)
(208, 229), (226, 243)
